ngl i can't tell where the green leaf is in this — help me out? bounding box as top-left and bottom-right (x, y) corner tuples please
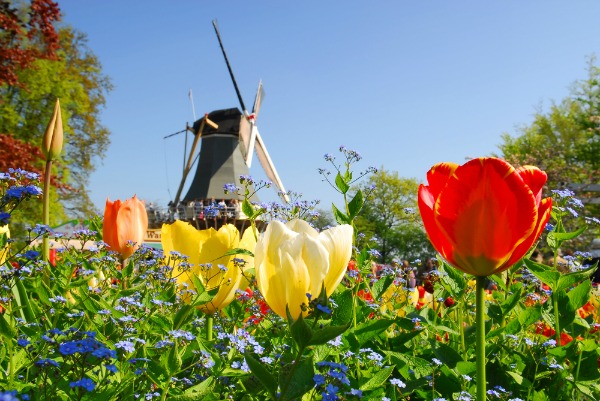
(289, 312), (312, 349)
(499, 283), (523, 316)
(347, 189), (364, 218)
(359, 366), (394, 391)
(165, 342), (182, 376)
(348, 319), (395, 347)
(244, 352), (278, 398)
(222, 248), (254, 257)
(173, 304), (195, 330)
(331, 288), (353, 326)
(279, 356), (315, 401)
(438, 261), (467, 297)
(308, 323), (351, 346)
(547, 226), (587, 250)
(335, 172), (350, 194)
(332, 204), (351, 225)
(385, 351), (432, 379)
(518, 305), (542, 327)
(166, 377), (216, 401)
(523, 259), (559, 291)
(455, 361), (476, 376)
(149, 314), (173, 333)
(371, 275), (393, 301)
(242, 199), (255, 219)
(13, 279), (36, 323)
(0, 315), (16, 339)
(555, 264), (597, 292)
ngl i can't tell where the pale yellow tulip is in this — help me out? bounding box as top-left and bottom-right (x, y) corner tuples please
(254, 219), (353, 319)
(161, 220), (256, 314)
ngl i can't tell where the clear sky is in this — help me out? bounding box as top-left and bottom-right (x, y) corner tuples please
(57, 1), (600, 214)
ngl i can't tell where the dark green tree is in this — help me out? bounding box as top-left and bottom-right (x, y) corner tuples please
(354, 168), (434, 264)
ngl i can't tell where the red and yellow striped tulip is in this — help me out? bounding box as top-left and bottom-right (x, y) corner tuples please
(103, 195), (148, 260)
(254, 219), (353, 319)
(418, 157), (552, 277)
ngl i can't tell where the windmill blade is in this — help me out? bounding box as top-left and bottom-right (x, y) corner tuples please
(241, 81), (265, 167)
(212, 19), (247, 113)
(254, 129), (289, 203)
(251, 80), (265, 119)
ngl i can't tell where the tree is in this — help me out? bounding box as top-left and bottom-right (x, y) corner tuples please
(0, 10), (112, 228)
(354, 169), (434, 264)
(0, 0), (60, 87)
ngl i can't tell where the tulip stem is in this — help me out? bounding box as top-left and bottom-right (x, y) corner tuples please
(206, 315), (213, 341)
(475, 275), (487, 401)
(42, 160), (52, 264)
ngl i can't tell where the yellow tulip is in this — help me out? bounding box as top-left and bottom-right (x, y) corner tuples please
(41, 98), (64, 161)
(0, 225), (9, 265)
(161, 220), (256, 314)
(254, 219), (353, 320)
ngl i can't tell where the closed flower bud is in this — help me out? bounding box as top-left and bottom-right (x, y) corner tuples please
(0, 225), (9, 266)
(103, 195), (148, 260)
(41, 99), (64, 161)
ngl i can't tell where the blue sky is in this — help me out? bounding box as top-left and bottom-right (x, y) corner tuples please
(58, 1), (600, 214)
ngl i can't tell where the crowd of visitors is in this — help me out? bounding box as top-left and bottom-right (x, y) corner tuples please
(146, 198), (244, 228)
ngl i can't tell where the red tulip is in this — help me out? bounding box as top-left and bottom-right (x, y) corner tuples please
(418, 157), (552, 277)
(103, 195), (148, 260)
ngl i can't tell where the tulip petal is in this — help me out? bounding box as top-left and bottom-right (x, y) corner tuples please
(300, 233), (329, 299)
(434, 158), (538, 276)
(426, 162), (458, 199)
(281, 236), (310, 319)
(103, 198), (120, 253)
(516, 166), (547, 205)
(503, 197), (553, 269)
(116, 196), (148, 259)
(418, 185), (457, 266)
(319, 224), (353, 296)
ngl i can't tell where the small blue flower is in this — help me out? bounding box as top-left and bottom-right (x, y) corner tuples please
(69, 378), (95, 392)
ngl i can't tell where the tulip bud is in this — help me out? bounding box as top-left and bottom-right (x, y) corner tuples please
(103, 195), (148, 261)
(0, 225), (9, 266)
(42, 99), (64, 161)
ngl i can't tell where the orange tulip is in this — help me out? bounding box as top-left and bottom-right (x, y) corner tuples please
(418, 157), (552, 277)
(103, 195), (148, 260)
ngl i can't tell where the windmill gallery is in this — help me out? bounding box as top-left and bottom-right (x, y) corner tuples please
(144, 21), (287, 244)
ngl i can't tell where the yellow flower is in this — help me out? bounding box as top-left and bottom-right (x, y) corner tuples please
(161, 220), (256, 314)
(41, 98), (64, 161)
(254, 219), (353, 319)
(0, 225), (9, 265)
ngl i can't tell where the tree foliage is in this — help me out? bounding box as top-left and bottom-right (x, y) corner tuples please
(0, 0), (60, 87)
(0, 1), (112, 228)
(354, 168), (434, 264)
(498, 57), (600, 248)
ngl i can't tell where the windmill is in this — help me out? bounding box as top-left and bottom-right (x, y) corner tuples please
(171, 20), (289, 214)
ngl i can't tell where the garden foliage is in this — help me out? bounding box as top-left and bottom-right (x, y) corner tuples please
(0, 147), (598, 401)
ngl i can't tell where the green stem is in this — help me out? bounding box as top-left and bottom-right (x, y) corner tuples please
(458, 304), (466, 361)
(552, 291), (561, 345)
(42, 160), (52, 263)
(475, 276), (487, 401)
(206, 315), (213, 341)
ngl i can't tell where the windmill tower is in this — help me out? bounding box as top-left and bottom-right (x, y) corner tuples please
(169, 20), (288, 230)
